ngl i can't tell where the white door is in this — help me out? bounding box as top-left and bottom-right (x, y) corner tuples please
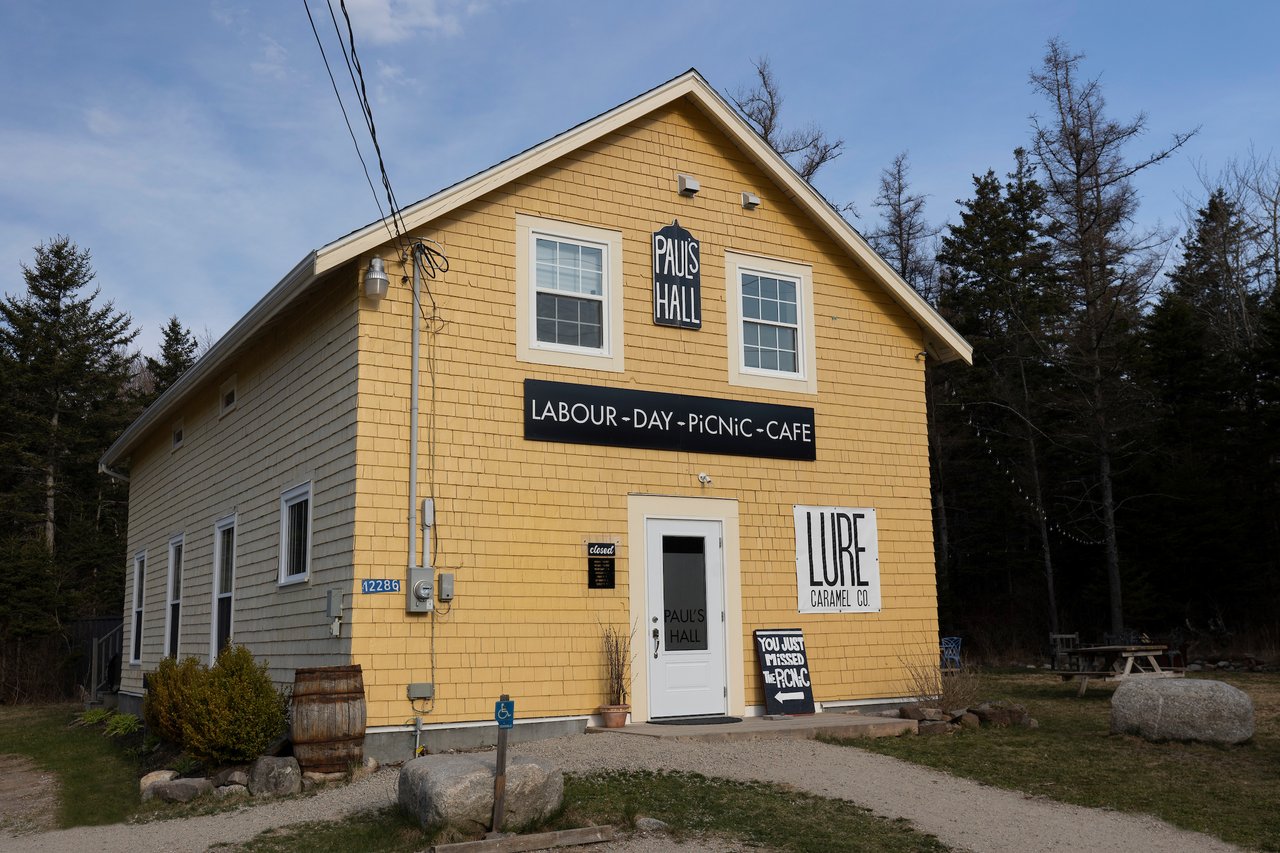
(646, 518), (726, 718)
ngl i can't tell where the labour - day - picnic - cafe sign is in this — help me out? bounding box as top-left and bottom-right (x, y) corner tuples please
(753, 628), (815, 715)
(524, 379), (816, 461)
(652, 220), (701, 330)
(794, 505), (881, 613)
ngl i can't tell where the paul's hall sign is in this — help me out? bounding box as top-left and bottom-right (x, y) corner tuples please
(523, 379), (816, 460)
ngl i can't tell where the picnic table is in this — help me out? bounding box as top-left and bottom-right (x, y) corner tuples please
(1053, 643), (1184, 695)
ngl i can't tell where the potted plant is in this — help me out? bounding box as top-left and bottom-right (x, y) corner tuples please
(600, 625), (631, 728)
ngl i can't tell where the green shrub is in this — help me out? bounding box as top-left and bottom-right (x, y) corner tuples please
(143, 655), (204, 744)
(180, 645), (287, 765)
(103, 712), (142, 738)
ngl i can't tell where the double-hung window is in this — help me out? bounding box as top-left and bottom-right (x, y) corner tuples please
(212, 515), (235, 658)
(130, 552), (146, 663)
(279, 482), (312, 585)
(742, 272), (800, 373)
(725, 251), (817, 394)
(165, 536), (184, 658)
(515, 214), (624, 372)
(534, 236), (605, 350)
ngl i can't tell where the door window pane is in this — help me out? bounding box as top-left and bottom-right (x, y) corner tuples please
(662, 536), (707, 651)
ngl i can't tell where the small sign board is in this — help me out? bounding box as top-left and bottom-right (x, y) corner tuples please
(361, 578), (401, 594)
(794, 506), (880, 613)
(753, 629), (815, 715)
(495, 698), (515, 729)
(586, 541), (616, 589)
(652, 220), (701, 329)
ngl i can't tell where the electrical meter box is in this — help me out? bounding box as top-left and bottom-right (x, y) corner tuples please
(406, 566), (434, 613)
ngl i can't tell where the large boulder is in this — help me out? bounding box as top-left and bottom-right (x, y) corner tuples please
(1110, 679), (1254, 745)
(398, 754), (563, 833)
(248, 756), (302, 797)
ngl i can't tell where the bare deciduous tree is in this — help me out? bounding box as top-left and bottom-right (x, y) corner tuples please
(1028, 38), (1195, 635)
(868, 152), (939, 302)
(730, 57), (845, 182)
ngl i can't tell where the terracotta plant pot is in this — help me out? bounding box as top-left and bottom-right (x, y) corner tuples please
(600, 704), (630, 728)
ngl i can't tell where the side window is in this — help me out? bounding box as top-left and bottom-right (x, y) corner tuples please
(165, 536), (184, 658)
(212, 515), (235, 659)
(279, 482), (312, 585)
(725, 251), (817, 394)
(515, 214), (624, 372)
(130, 552), (146, 663)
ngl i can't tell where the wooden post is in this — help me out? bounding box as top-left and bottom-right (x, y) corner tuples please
(491, 693), (509, 835)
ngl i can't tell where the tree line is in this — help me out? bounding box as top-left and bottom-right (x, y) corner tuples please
(739, 41), (1279, 656)
(0, 237), (198, 701)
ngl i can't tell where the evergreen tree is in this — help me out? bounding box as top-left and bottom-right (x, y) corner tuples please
(0, 237), (138, 693)
(142, 315), (199, 405)
(935, 151), (1066, 638)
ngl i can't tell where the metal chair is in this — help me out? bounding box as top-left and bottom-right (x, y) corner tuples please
(940, 636), (962, 671)
(1049, 632), (1079, 670)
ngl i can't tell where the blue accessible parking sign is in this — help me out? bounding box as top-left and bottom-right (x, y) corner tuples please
(495, 699), (514, 729)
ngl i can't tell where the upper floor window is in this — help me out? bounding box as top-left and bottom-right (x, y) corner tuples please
(725, 251), (817, 395)
(515, 214), (624, 372)
(219, 376), (238, 417)
(279, 482), (312, 585)
(535, 236), (605, 350)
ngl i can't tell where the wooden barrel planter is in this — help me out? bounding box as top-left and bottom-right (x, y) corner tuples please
(291, 665), (366, 774)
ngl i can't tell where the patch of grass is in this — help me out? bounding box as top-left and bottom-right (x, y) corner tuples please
(555, 770), (947, 853)
(832, 671), (1280, 852)
(223, 771), (948, 853)
(0, 704), (139, 827)
(213, 807), (437, 852)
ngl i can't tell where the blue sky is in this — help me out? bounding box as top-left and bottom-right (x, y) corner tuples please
(3, 1), (1278, 354)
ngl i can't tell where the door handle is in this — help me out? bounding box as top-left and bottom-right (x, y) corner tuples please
(652, 627), (660, 658)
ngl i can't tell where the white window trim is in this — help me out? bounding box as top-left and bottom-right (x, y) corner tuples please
(210, 514), (236, 661)
(130, 551), (146, 664)
(219, 375), (238, 418)
(164, 534), (184, 658)
(279, 482), (313, 586)
(171, 419), (185, 451)
(515, 213), (624, 373)
(725, 250), (817, 394)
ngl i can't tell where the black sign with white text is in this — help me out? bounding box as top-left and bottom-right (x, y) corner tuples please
(524, 379), (816, 460)
(586, 542), (616, 589)
(753, 629), (815, 715)
(652, 221), (701, 329)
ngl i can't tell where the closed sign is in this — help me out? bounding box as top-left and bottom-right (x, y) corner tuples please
(794, 506), (880, 613)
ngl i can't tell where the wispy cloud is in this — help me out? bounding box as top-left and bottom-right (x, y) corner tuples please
(343, 0), (486, 44)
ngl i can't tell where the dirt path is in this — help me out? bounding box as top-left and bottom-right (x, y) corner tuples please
(0, 733), (1244, 852)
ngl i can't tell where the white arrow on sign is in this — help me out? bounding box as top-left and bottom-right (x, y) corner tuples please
(775, 691), (805, 703)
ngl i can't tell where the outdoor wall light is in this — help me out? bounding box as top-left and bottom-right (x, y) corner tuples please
(742, 191), (761, 209)
(677, 174), (701, 197)
(364, 256), (390, 300)
(698, 472), (713, 486)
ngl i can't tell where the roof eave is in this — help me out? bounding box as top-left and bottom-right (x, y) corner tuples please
(101, 251), (320, 468)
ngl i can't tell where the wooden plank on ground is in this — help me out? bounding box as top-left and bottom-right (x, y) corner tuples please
(430, 825), (615, 853)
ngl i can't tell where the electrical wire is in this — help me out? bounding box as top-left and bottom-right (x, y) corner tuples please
(300, 0), (396, 244)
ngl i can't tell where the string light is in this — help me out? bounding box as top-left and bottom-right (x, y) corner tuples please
(951, 391), (1106, 546)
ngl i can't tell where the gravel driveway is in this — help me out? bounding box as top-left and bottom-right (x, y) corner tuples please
(1, 731), (1242, 853)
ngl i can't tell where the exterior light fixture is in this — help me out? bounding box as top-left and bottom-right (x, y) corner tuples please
(697, 472), (712, 486)
(742, 192), (761, 210)
(364, 256), (390, 300)
(677, 174), (700, 197)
